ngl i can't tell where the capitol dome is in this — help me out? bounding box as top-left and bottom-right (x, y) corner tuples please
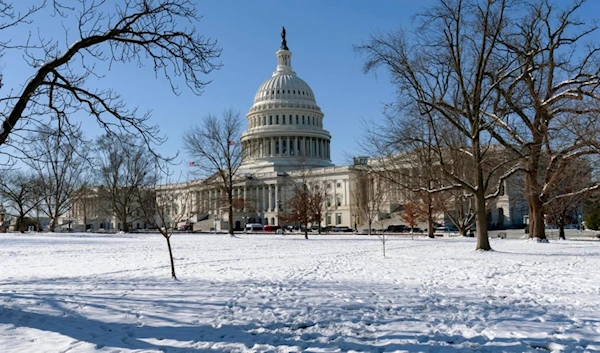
(253, 74), (316, 106)
(240, 28), (333, 172)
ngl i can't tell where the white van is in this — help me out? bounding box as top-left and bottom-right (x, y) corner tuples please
(245, 223), (264, 232)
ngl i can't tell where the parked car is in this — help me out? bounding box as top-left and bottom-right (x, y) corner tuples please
(263, 225), (281, 232)
(361, 228), (380, 235)
(385, 224), (407, 233)
(245, 223), (264, 232)
(332, 226), (354, 233)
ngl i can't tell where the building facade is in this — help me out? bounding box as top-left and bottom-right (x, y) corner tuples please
(63, 29), (526, 233)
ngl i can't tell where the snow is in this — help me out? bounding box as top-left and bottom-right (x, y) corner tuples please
(1, 232), (600, 352)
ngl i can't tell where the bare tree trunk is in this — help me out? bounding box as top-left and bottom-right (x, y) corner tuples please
(18, 215), (25, 233)
(475, 193), (490, 250)
(166, 235), (177, 280)
(304, 221), (309, 240)
(427, 201), (435, 239)
(228, 189), (234, 236)
(49, 218), (57, 232)
(382, 238), (386, 257)
(474, 138), (492, 250)
(526, 175), (547, 241)
(559, 224), (565, 240)
(368, 220), (372, 236)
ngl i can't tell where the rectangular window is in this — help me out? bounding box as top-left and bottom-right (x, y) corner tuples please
(289, 116), (292, 124)
(302, 116), (305, 124)
(275, 140), (280, 154)
(263, 116), (266, 125)
(282, 115), (286, 124)
(269, 116), (273, 125)
(296, 115), (299, 124)
(326, 214), (331, 225)
(336, 197), (341, 207)
(337, 182), (341, 188)
(282, 140), (287, 154)
(276, 115), (279, 124)
(336, 213), (342, 225)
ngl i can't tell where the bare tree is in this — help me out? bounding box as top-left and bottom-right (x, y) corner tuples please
(441, 189), (476, 237)
(71, 182), (96, 232)
(0, 0), (220, 161)
(486, 0), (600, 241)
(138, 168), (191, 280)
(24, 126), (88, 231)
(357, 0), (521, 250)
(544, 158), (594, 240)
(183, 108), (243, 236)
(310, 182), (331, 234)
(282, 182), (313, 239)
(96, 133), (154, 232)
(0, 170), (42, 232)
(351, 168), (387, 236)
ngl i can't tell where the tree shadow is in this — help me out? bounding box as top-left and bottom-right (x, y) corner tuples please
(1, 277), (597, 352)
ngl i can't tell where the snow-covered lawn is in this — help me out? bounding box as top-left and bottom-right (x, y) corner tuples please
(1, 233), (599, 352)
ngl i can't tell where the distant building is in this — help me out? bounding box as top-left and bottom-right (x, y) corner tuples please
(67, 30), (527, 232)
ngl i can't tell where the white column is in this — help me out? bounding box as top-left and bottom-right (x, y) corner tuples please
(275, 185), (279, 211)
(267, 184), (272, 211)
(286, 136), (290, 156)
(278, 136), (282, 156)
(271, 138), (275, 157)
(318, 139), (321, 158)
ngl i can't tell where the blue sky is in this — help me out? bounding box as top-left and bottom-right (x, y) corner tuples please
(3, 0), (600, 176)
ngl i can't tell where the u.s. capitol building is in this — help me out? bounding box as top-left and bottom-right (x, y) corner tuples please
(67, 30), (525, 233)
